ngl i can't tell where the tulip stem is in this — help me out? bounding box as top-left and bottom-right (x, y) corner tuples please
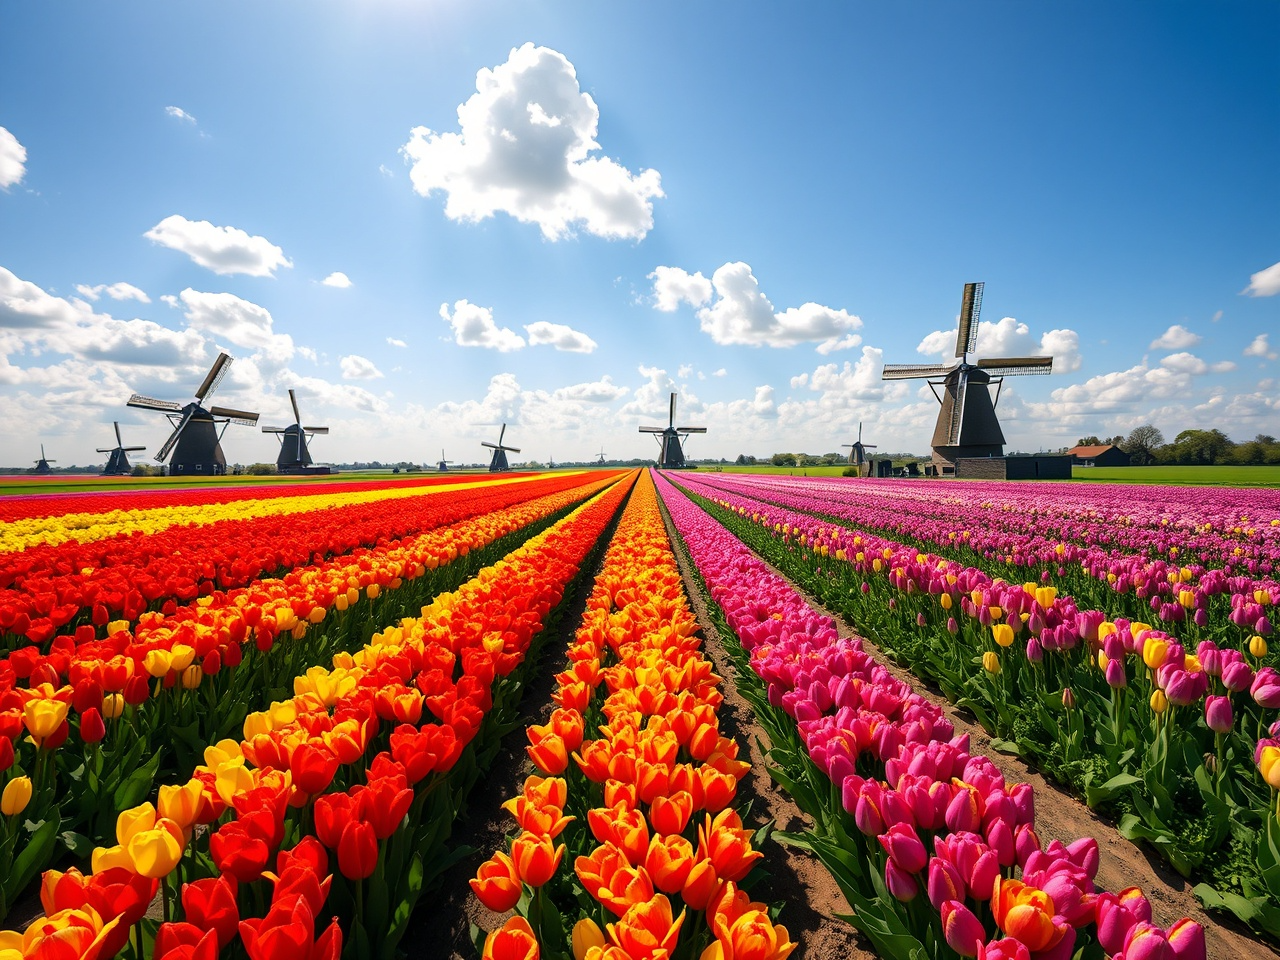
(161, 874), (171, 922)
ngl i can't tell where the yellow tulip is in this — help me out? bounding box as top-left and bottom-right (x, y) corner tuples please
(1252, 636), (1269, 659)
(1142, 638), (1169, 670)
(1, 776), (33, 817)
(215, 760), (256, 806)
(102, 694), (125, 720)
(181, 665), (203, 689)
(169, 644), (196, 672)
(143, 649), (172, 678)
(1259, 746), (1280, 790)
(1150, 690), (1168, 715)
(989, 606), (1004, 622)
(203, 739), (244, 768)
(158, 779), (203, 830)
(983, 651), (1001, 674)
(116, 802), (156, 848)
(91, 844), (135, 874)
(23, 699), (69, 742)
(940, 593), (953, 610)
(573, 918), (606, 960)
(1179, 590), (1196, 609)
(126, 818), (184, 879)
(992, 624), (1014, 648)
(1035, 586), (1057, 608)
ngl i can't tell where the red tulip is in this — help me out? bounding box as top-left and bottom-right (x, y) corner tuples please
(155, 922), (219, 960)
(182, 875), (240, 949)
(210, 820), (271, 883)
(337, 820), (378, 880)
(79, 707), (106, 744)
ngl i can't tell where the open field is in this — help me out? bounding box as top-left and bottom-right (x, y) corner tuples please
(1071, 464), (1280, 486)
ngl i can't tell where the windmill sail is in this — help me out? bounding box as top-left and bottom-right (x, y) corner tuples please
(955, 282), (983, 358)
(881, 363), (952, 380)
(976, 356), (1053, 377)
(195, 353), (233, 401)
(127, 394), (182, 412)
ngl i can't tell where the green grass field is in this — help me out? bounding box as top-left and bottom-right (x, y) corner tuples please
(1069, 465), (1280, 487)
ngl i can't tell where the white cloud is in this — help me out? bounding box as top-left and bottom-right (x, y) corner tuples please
(918, 315), (1080, 373)
(1244, 333), (1279, 361)
(340, 354), (382, 380)
(792, 346), (888, 402)
(439, 300), (525, 352)
(1159, 352), (1208, 375)
(1243, 260), (1280, 297)
(552, 375), (627, 403)
(1209, 360), (1237, 374)
(1150, 324), (1200, 350)
(1211, 310), (1223, 323)
(683, 261), (862, 352)
(321, 272), (352, 289)
(177, 289), (295, 365)
(524, 320), (597, 353)
(0, 127), (26, 189)
(160, 295), (180, 309)
(677, 364), (694, 379)
(402, 43), (663, 241)
(144, 215), (293, 277)
(712, 368), (727, 377)
(650, 266), (712, 312)
(386, 337), (407, 348)
(165, 106), (197, 124)
(378, 164), (394, 179)
(75, 282), (151, 304)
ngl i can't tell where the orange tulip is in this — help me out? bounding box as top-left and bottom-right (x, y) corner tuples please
(701, 909), (796, 960)
(588, 804), (649, 864)
(699, 810), (763, 883)
(605, 894), (685, 960)
(681, 857), (721, 910)
(522, 775), (568, 808)
(992, 877), (1068, 953)
(0, 905), (122, 960)
(526, 735), (571, 775)
(510, 831), (565, 888)
(649, 790), (694, 836)
(645, 834), (696, 894)
(575, 843), (656, 917)
(470, 852), (522, 913)
(502, 795), (574, 838)
(482, 916), (539, 960)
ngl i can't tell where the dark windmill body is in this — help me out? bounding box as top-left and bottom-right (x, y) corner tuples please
(437, 450), (454, 472)
(881, 283), (1052, 472)
(32, 445), (56, 474)
(842, 422), (878, 472)
(482, 424), (519, 472)
(127, 353), (260, 476)
(261, 390), (330, 475)
(639, 393), (706, 469)
(98, 422), (146, 475)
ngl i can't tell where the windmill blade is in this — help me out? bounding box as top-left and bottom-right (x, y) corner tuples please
(955, 282), (984, 358)
(261, 426), (289, 434)
(502, 445), (521, 454)
(677, 426), (707, 434)
(638, 426), (666, 434)
(41, 444), (46, 459)
(155, 407), (196, 462)
(947, 371), (969, 445)
(303, 426), (329, 435)
(288, 389), (302, 425)
(882, 363), (952, 380)
(96, 448), (114, 453)
(863, 443), (878, 450)
(481, 441), (500, 449)
(209, 405), (260, 426)
(114, 421), (123, 446)
(498, 423), (506, 446)
(977, 356), (1053, 377)
(123, 446), (146, 452)
(668, 393), (677, 428)
(195, 353), (233, 401)
(127, 394), (183, 412)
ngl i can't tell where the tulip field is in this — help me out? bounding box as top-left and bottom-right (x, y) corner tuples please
(0, 469), (1275, 959)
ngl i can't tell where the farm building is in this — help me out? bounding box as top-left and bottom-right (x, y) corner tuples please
(1067, 443), (1131, 467)
(955, 455), (1073, 480)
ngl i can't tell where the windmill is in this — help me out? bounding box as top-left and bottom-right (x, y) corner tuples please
(127, 353), (260, 475)
(437, 449), (454, 472)
(597, 447), (607, 466)
(32, 444), (56, 475)
(97, 422), (146, 476)
(260, 389), (329, 474)
(881, 282), (1052, 470)
(842, 422), (877, 471)
(548, 456), (556, 470)
(639, 392), (706, 469)
(481, 423), (520, 472)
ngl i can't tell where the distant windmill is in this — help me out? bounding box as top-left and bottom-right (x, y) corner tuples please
(261, 389), (329, 474)
(842, 422), (877, 469)
(98, 422), (146, 476)
(32, 444), (56, 475)
(597, 447), (607, 466)
(437, 449), (454, 472)
(481, 423), (520, 472)
(639, 392), (706, 469)
(548, 455), (556, 469)
(127, 352), (260, 475)
(881, 282), (1052, 469)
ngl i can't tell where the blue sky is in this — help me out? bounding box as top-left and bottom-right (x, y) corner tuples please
(1, 1), (1277, 468)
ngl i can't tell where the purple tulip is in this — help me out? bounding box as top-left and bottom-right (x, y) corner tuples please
(884, 858), (919, 902)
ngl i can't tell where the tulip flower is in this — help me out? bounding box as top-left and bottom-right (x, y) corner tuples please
(941, 900), (985, 957)
(337, 820), (378, 881)
(483, 916), (539, 960)
(1, 775), (32, 817)
(1204, 696), (1233, 735)
(605, 895), (684, 960)
(511, 830), (565, 888)
(992, 877), (1067, 953)
(573, 919), (606, 960)
(0, 906), (122, 960)
(182, 875), (240, 949)
(155, 922), (219, 960)
(470, 852), (522, 913)
(983, 652), (1001, 674)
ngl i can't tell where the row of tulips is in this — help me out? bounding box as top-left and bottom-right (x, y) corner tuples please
(667, 473), (1280, 937)
(654, 470), (1212, 960)
(471, 469), (790, 960)
(0, 473), (585, 649)
(0, 473), (477, 524)
(0, 474), (618, 923)
(687, 474), (1278, 646)
(0, 471), (637, 959)
(0, 472), (544, 553)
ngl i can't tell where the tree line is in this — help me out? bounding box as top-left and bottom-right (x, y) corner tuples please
(1077, 426), (1280, 466)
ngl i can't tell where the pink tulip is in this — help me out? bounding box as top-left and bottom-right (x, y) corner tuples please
(878, 823), (927, 874)
(1204, 695), (1233, 734)
(940, 900), (985, 957)
(976, 937), (1031, 960)
(884, 858), (919, 901)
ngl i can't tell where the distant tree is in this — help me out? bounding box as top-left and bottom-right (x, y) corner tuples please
(1170, 429), (1234, 465)
(1076, 435), (1103, 446)
(770, 453), (797, 467)
(735, 454), (747, 465)
(1232, 434), (1280, 465)
(246, 463), (275, 475)
(820, 452), (842, 465)
(1120, 424), (1164, 466)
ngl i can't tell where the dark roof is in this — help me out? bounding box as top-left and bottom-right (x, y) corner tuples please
(1067, 444), (1121, 457)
